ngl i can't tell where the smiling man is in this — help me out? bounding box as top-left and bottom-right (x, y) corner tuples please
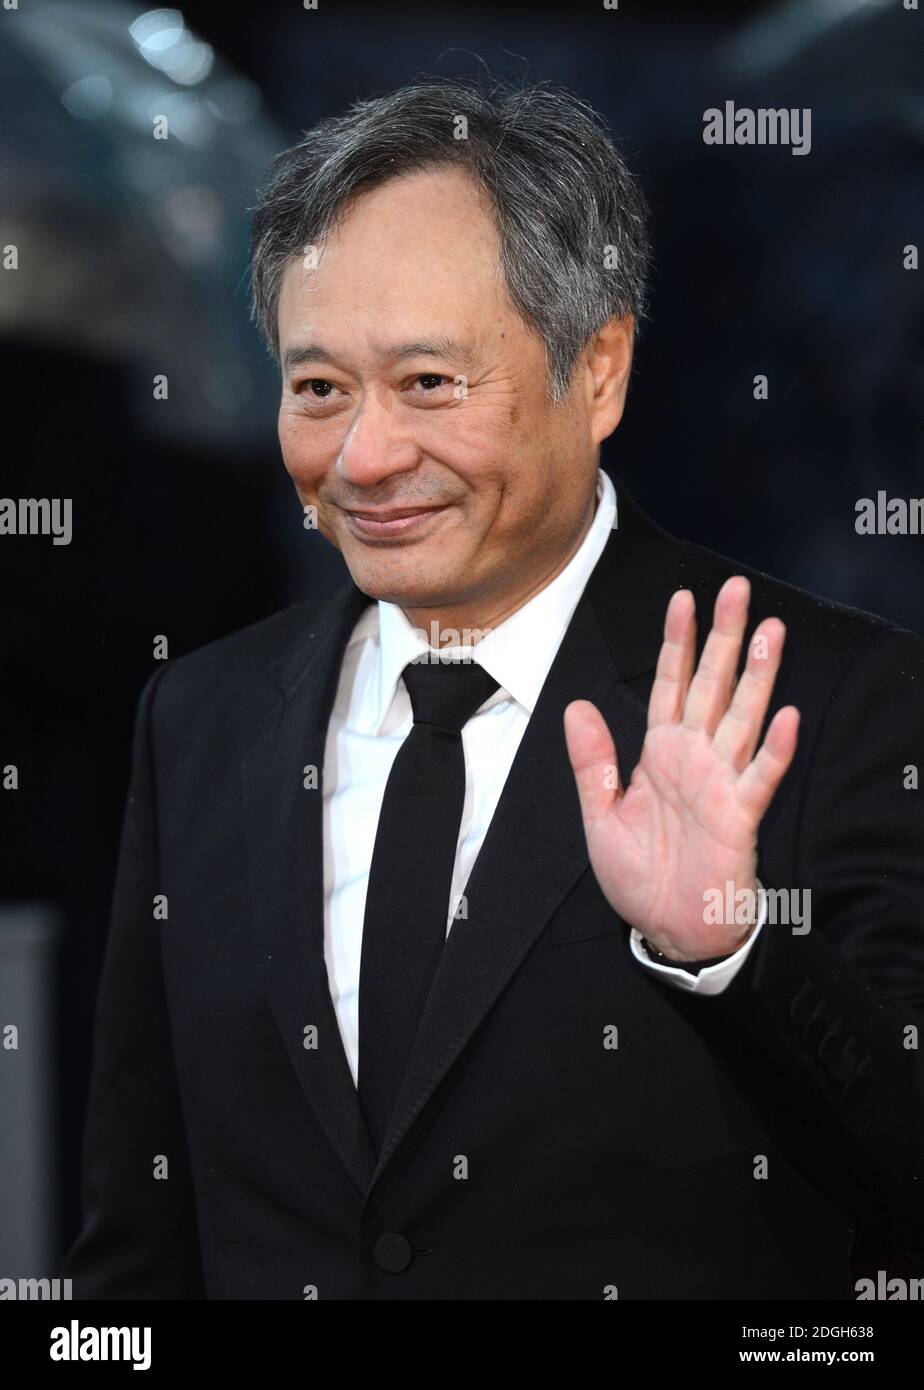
(62, 78), (924, 1300)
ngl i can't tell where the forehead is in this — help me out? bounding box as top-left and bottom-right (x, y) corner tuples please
(276, 167), (512, 344)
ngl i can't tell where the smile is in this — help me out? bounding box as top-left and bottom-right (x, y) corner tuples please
(344, 505), (451, 540)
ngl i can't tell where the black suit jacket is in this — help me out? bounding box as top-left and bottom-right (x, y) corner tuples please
(61, 479), (924, 1299)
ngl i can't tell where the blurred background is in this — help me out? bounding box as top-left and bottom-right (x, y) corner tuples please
(0, 0), (921, 1289)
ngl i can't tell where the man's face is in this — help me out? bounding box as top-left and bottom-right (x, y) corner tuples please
(276, 166), (621, 628)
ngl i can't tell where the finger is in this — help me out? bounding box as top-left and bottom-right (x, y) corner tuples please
(563, 699), (622, 834)
(736, 705), (800, 821)
(682, 575), (750, 736)
(647, 588), (696, 728)
(713, 617), (786, 770)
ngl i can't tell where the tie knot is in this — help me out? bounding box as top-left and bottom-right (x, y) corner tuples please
(401, 657), (500, 733)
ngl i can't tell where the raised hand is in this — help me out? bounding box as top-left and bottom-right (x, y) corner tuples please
(564, 575), (800, 961)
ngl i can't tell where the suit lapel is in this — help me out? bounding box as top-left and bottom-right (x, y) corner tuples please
(242, 581), (377, 1197)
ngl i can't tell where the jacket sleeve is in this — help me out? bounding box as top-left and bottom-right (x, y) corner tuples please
(686, 625), (924, 1256)
(59, 666), (206, 1298)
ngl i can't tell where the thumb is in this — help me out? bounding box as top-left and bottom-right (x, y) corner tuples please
(563, 699), (622, 834)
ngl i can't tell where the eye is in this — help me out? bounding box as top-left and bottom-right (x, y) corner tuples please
(292, 378), (345, 412)
(404, 373), (462, 408)
(407, 373), (460, 402)
(305, 379), (335, 398)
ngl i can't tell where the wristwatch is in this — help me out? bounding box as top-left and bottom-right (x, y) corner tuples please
(641, 938), (733, 971)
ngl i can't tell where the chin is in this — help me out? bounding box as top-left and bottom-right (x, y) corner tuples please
(343, 550), (459, 603)
(362, 579), (455, 612)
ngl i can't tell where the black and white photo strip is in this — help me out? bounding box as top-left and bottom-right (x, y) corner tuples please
(1, 0), (922, 1361)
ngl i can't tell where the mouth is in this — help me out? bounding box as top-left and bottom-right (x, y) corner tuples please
(343, 504), (451, 541)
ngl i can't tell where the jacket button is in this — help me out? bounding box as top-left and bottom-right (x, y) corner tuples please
(373, 1233), (413, 1273)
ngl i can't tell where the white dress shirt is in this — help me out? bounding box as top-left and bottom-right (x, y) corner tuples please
(322, 468), (764, 1086)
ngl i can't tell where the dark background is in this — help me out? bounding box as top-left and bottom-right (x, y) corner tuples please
(0, 0), (920, 1282)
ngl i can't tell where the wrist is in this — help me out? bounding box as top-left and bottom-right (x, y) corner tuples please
(641, 877), (764, 965)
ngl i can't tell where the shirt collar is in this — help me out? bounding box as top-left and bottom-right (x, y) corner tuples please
(355, 467), (617, 733)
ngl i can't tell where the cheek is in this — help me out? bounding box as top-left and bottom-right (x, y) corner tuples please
(415, 399), (526, 484)
(278, 412), (342, 490)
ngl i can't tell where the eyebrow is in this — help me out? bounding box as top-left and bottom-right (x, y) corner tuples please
(281, 336), (473, 375)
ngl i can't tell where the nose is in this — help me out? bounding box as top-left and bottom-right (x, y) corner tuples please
(336, 387), (420, 489)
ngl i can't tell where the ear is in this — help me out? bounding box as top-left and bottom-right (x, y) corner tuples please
(583, 316), (635, 445)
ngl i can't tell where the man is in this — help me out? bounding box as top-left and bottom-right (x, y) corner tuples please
(62, 79), (924, 1299)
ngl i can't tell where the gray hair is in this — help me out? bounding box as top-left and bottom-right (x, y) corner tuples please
(249, 77), (651, 401)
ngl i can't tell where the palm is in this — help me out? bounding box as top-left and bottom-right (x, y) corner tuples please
(565, 577), (800, 961)
(590, 723), (757, 952)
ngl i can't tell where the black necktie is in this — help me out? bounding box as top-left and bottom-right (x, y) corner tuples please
(358, 657), (500, 1155)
